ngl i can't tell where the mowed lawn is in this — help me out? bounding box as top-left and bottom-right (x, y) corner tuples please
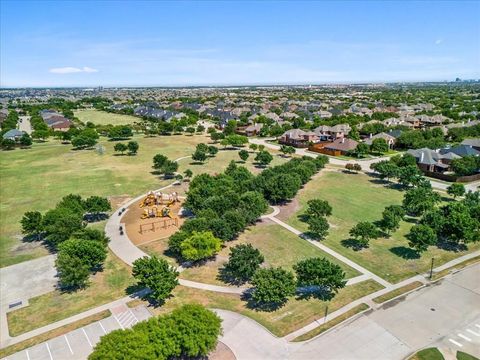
(284, 170), (480, 283)
(1, 133), (272, 267)
(179, 221), (359, 286)
(139, 279), (384, 337)
(74, 109), (138, 125)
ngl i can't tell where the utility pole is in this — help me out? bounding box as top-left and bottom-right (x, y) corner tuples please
(429, 257), (435, 280)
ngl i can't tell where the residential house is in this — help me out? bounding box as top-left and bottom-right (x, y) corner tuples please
(406, 148), (457, 173)
(310, 137), (359, 156)
(2, 129), (25, 141)
(364, 132), (397, 148)
(278, 129), (318, 147)
(439, 145), (480, 158)
(461, 138), (480, 151)
(313, 124), (351, 141)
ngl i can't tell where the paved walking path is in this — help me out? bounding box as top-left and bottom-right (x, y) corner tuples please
(263, 214), (393, 288)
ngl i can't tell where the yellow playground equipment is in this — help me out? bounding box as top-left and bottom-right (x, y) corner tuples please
(141, 206), (173, 219)
(139, 191), (178, 208)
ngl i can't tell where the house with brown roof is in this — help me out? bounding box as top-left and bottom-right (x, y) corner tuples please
(278, 129), (318, 147)
(313, 124), (351, 141)
(364, 132), (397, 148)
(310, 137), (358, 156)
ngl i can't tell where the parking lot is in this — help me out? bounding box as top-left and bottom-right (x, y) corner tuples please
(4, 305), (151, 360)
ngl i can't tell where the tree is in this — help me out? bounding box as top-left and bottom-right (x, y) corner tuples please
(349, 222), (379, 248)
(186, 127), (195, 135)
(19, 133), (32, 147)
(307, 216), (330, 240)
(280, 145), (296, 156)
(402, 187), (441, 216)
(354, 143), (369, 158)
(21, 211), (43, 240)
(72, 228), (109, 245)
(255, 150), (273, 166)
(127, 141), (139, 155)
(196, 124), (205, 133)
(397, 165), (423, 188)
(58, 239), (107, 270)
(56, 252), (90, 289)
(71, 135), (97, 149)
(406, 224), (437, 253)
(89, 305), (221, 360)
(225, 134), (248, 147)
(180, 231), (222, 261)
(132, 256), (179, 303)
(222, 244), (264, 283)
(57, 194), (85, 214)
(447, 183), (466, 198)
(379, 205), (405, 235)
(249, 143), (258, 152)
(207, 145), (218, 157)
(451, 156), (480, 176)
(42, 207), (84, 246)
(183, 168), (193, 180)
(1, 138), (16, 150)
(441, 202), (478, 244)
(84, 196), (111, 215)
(210, 131), (224, 143)
(168, 304), (222, 357)
(251, 267), (296, 306)
(370, 138), (389, 154)
(238, 149), (249, 162)
(294, 257), (346, 295)
(114, 142), (127, 155)
(153, 154), (168, 169)
(162, 160), (179, 177)
(108, 125), (133, 140)
(192, 149), (207, 163)
(371, 160), (398, 181)
(262, 173), (302, 203)
(306, 199), (332, 218)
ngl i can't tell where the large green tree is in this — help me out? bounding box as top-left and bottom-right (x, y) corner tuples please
(222, 244), (264, 283)
(132, 256), (179, 303)
(251, 267), (296, 306)
(180, 231), (222, 261)
(294, 257), (346, 295)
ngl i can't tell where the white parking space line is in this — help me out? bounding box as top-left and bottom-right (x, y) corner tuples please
(45, 343), (53, 360)
(25, 349), (31, 360)
(458, 334), (472, 342)
(449, 339), (463, 347)
(99, 321), (107, 334)
(113, 314), (124, 330)
(129, 309), (139, 322)
(82, 328), (93, 347)
(467, 329), (480, 336)
(64, 335), (74, 355)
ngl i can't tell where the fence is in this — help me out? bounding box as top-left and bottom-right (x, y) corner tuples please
(139, 217), (178, 234)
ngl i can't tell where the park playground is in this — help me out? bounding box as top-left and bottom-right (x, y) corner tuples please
(121, 191), (185, 245)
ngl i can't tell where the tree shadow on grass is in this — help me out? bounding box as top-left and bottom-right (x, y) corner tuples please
(295, 286), (335, 301)
(341, 238), (368, 251)
(389, 246), (421, 260)
(242, 291), (287, 312)
(83, 213), (109, 223)
(436, 240), (467, 253)
(217, 266), (248, 286)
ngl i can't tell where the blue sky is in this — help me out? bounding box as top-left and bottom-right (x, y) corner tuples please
(1, 0), (479, 87)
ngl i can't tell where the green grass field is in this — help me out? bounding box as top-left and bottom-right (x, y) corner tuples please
(285, 170), (480, 283)
(179, 221), (359, 286)
(0, 134), (283, 267)
(141, 279), (384, 337)
(74, 109), (139, 125)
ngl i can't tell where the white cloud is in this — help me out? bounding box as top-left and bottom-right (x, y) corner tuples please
(435, 39), (443, 45)
(49, 66), (98, 74)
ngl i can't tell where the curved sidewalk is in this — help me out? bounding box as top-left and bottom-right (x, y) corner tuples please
(106, 185), (248, 295)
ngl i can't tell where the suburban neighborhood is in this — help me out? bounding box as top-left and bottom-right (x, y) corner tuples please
(1, 1), (479, 360)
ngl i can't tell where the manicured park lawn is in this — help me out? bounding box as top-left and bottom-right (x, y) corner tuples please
(141, 279), (384, 337)
(7, 251), (134, 336)
(74, 109), (138, 125)
(179, 221), (359, 286)
(284, 170), (480, 283)
(0, 134), (282, 267)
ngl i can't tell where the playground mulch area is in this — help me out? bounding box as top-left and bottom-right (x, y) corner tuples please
(122, 199), (185, 246)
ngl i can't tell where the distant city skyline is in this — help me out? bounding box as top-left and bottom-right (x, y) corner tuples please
(1, 0), (479, 87)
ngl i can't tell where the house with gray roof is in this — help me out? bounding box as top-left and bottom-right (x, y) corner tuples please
(2, 129), (25, 141)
